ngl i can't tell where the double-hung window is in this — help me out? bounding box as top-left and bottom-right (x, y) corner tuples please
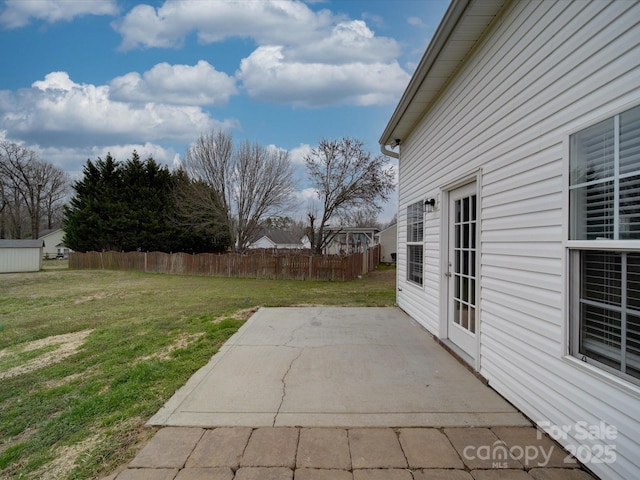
(407, 201), (424, 285)
(569, 104), (640, 384)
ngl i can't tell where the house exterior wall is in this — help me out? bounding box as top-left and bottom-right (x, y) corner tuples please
(40, 229), (65, 258)
(0, 247), (42, 273)
(396, 2), (640, 479)
(248, 236), (277, 249)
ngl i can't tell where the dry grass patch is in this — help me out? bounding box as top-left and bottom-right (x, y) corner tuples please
(0, 330), (93, 380)
(32, 433), (102, 480)
(140, 332), (205, 362)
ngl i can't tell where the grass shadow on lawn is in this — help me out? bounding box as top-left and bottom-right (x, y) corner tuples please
(0, 266), (395, 479)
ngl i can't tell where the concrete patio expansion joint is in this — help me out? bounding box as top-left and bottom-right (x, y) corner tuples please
(273, 348), (304, 426)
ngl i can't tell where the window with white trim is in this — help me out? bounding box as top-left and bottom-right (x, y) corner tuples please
(569, 104), (640, 384)
(407, 201), (424, 285)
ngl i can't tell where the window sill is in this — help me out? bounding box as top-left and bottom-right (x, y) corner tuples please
(563, 355), (640, 397)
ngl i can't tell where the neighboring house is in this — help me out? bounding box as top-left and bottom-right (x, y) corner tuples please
(39, 228), (71, 259)
(0, 240), (43, 273)
(247, 230), (305, 250)
(300, 235), (311, 250)
(379, 1), (639, 480)
(323, 226), (380, 255)
(376, 223), (397, 264)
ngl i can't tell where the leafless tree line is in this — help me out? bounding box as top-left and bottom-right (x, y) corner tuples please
(177, 130), (295, 252)
(0, 141), (69, 239)
(178, 131), (395, 254)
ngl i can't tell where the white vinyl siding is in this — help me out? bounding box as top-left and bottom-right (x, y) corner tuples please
(0, 247), (42, 273)
(395, 1), (640, 479)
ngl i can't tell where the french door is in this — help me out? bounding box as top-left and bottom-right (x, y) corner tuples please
(447, 183), (478, 361)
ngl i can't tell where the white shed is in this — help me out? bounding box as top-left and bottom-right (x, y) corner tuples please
(380, 1), (640, 480)
(0, 240), (44, 273)
(376, 223), (397, 264)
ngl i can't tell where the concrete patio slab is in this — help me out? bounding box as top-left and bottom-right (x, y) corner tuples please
(148, 307), (529, 428)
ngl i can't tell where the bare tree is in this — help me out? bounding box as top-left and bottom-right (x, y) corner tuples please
(42, 163), (69, 230)
(338, 209), (382, 229)
(305, 137), (395, 254)
(180, 130), (296, 252)
(0, 141), (69, 239)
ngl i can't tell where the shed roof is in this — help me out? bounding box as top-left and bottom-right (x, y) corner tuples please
(0, 240), (44, 248)
(379, 0), (505, 148)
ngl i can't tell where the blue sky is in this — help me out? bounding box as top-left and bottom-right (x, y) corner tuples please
(0, 0), (450, 222)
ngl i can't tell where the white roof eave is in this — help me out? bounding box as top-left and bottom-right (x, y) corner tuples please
(379, 0), (505, 147)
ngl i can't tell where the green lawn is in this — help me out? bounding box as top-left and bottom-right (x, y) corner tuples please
(0, 263), (395, 479)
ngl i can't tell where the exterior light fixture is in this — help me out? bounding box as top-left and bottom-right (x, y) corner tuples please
(424, 198), (436, 213)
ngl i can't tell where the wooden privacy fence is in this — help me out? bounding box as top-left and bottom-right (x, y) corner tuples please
(69, 246), (380, 281)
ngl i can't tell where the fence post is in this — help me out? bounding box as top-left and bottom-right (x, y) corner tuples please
(99, 252), (104, 270)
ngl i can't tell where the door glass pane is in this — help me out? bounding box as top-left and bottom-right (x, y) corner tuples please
(462, 250), (469, 275)
(471, 195), (477, 221)
(451, 192), (477, 335)
(469, 306), (476, 333)
(454, 299), (461, 326)
(470, 277), (476, 306)
(461, 303), (468, 329)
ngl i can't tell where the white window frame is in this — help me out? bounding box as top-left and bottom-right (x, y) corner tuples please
(406, 201), (424, 286)
(567, 103), (640, 386)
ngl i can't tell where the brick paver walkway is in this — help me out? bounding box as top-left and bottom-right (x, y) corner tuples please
(103, 426), (598, 480)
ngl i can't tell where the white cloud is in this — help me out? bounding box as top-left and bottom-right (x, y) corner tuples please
(407, 16), (425, 27)
(287, 20), (399, 64)
(110, 61), (237, 106)
(289, 143), (312, 164)
(0, 0), (117, 28)
(237, 46), (410, 107)
(30, 143), (180, 179)
(290, 187), (321, 219)
(113, 1), (407, 108)
(298, 187), (319, 201)
(113, 0), (334, 50)
(0, 71), (237, 149)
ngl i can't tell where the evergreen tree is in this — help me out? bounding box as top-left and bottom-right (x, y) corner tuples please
(63, 154), (122, 251)
(63, 152), (231, 253)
